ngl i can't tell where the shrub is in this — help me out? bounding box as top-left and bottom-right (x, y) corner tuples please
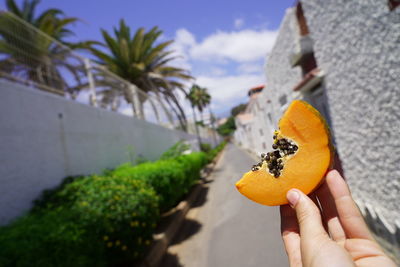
(63, 176), (159, 265)
(159, 141), (191, 160)
(112, 161), (186, 211)
(32, 175), (85, 212)
(0, 208), (105, 267)
(175, 152), (208, 187)
(206, 141), (227, 162)
(111, 152), (207, 211)
(0, 149), (210, 266)
(200, 143), (212, 153)
(0, 177), (159, 266)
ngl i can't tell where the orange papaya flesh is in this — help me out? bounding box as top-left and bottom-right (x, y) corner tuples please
(235, 100), (333, 206)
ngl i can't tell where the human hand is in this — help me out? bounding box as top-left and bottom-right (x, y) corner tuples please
(280, 169), (397, 267)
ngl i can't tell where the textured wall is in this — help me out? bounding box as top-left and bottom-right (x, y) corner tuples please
(264, 8), (303, 125)
(301, 0), (400, 224)
(234, 9), (304, 158)
(0, 80), (206, 224)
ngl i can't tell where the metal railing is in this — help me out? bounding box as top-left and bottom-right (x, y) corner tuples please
(0, 10), (191, 130)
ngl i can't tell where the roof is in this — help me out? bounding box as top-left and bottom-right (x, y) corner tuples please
(248, 84), (265, 96)
(293, 68), (323, 91)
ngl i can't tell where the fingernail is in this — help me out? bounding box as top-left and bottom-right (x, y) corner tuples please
(287, 190), (300, 207)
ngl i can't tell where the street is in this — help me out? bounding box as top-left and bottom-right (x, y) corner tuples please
(161, 143), (289, 267)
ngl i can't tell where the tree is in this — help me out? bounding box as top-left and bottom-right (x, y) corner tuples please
(0, 0), (94, 97)
(186, 84), (202, 147)
(187, 84), (211, 123)
(90, 20), (192, 130)
(231, 103), (247, 117)
(217, 116), (236, 137)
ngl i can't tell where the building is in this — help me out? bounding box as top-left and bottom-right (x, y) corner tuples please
(237, 0), (400, 252)
(234, 85), (275, 155)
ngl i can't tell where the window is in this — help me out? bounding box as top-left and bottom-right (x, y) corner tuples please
(267, 113), (273, 124)
(389, 0), (400, 10)
(279, 95), (287, 106)
(301, 54), (317, 76)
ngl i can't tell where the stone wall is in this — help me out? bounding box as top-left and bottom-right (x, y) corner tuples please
(300, 0), (400, 225)
(259, 0), (400, 252)
(264, 8), (304, 125)
(0, 80), (213, 224)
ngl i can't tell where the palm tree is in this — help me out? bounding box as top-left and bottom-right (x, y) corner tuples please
(187, 84), (202, 147)
(0, 0), (94, 97)
(90, 19), (192, 130)
(187, 84), (211, 123)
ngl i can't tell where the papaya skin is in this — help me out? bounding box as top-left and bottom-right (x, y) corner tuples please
(235, 100), (334, 206)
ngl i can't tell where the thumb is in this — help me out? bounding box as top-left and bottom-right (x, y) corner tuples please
(286, 189), (328, 240)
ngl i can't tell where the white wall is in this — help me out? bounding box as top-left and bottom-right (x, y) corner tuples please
(301, 0), (400, 224)
(0, 80), (210, 224)
(261, 0), (399, 229)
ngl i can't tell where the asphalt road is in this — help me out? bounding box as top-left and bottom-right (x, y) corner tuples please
(161, 143), (289, 267)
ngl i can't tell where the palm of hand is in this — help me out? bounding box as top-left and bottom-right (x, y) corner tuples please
(280, 170), (396, 267)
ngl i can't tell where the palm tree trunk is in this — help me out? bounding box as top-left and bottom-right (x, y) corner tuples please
(155, 92), (174, 126)
(192, 105), (202, 149)
(129, 84), (144, 119)
(208, 106), (218, 147)
(148, 97), (161, 124)
(166, 91), (188, 131)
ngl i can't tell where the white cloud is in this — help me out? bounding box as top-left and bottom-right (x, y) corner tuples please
(196, 74), (265, 113)
(169, 28), (274, 115)
(173, 28), (277, 64)
(237, 62), (265, 74)
(190, 29), (277, 62)
(175, 28), (196, 47)
(234, 18), (244, 29)
(170, 28), (196, 70)
(210, 67), (226, 76)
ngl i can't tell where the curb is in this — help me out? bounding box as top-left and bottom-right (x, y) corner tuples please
(140, 148), (225, 267)
(140, 183), (203, 267)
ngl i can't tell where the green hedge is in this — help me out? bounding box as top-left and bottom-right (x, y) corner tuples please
(159, 141), (190, 160)
(0, 177), (158, 266)
(206, 141), (227, 163)
(112, 152), (207, 211)
(0, 143), (222, 266)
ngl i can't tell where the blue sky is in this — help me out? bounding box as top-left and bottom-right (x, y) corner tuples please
(8, 0), (294, 117)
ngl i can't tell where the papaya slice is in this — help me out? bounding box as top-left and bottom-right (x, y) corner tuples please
(235, 100), (333, 206)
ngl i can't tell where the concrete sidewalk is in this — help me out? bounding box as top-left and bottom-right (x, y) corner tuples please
(160, 143), (289, 267)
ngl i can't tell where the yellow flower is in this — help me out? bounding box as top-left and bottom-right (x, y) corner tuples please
(115, 240), (121, 246)
(122, 246), (127, 251)
(131, 212), (137, 217)
(107, 242), (113, 248)
(103, 235), (109, 241)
